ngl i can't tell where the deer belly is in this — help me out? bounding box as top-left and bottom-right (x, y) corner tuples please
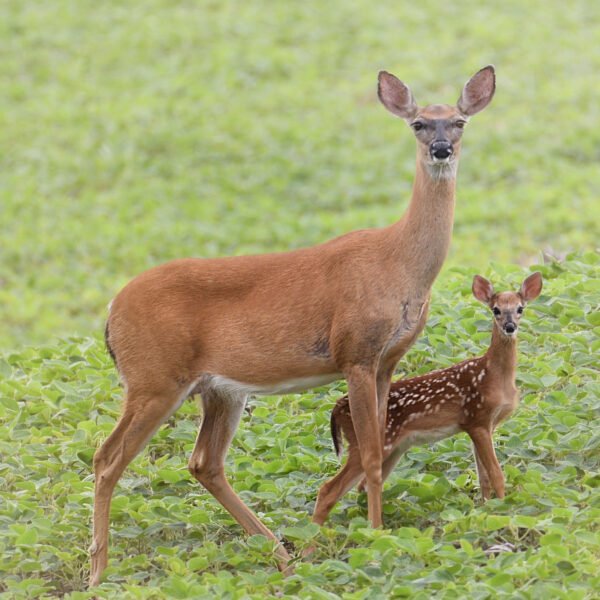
(403, 425), (462, 448)
(198, 372), (343, 398)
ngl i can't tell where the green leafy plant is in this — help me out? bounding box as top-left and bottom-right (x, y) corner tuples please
(1, 253), (599, 599)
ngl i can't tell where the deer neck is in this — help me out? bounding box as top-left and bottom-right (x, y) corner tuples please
(387, 155), (457, 292)
(485, 325), (518, 383)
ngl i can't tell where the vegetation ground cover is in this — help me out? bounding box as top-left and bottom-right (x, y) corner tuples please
(1, 1), (599, 598)
(1, 253), (599, 599)
(1, 0), (599, 348)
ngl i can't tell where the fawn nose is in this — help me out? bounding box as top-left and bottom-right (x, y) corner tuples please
(504, 322), (516, 334)
(430, 141), (453, 160)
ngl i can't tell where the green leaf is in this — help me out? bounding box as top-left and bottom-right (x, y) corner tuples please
(348, 548), (373, 568)
(440, 508), (463, 522)
(540, 532), (562, 546)
(372, 535), (399, 552)
(486, 515), (511, 531)
(16, 529), (38, 546)
(513, 515), (537, 529)
(157, 468), (186, 483)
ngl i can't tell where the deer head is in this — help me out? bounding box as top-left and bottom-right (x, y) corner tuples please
(377, 66), (495, 178)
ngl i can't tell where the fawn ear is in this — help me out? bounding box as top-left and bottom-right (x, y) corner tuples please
(520, 272), (543, 302)
(457, 65), (495, 116)
(378, 71), (418, 121)
(472, 275), (495, 304)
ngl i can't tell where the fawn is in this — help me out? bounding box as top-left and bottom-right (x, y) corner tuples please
(312, 272), (542, 525)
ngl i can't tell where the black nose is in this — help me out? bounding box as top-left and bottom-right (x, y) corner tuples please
(430, 141), (453, 159)
(504, 323), (516, 334)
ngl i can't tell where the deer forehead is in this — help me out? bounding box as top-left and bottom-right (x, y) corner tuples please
(493, 291), (522, 310)
(417, 104), (461, 119)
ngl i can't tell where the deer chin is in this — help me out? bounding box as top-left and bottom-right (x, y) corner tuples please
(426, 158), (457, 180)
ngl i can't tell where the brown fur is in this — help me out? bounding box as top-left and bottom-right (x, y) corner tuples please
(89, 67), (495, 586)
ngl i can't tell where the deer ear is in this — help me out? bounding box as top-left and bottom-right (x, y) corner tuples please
(520, 272), (543, 302)
(472, 275), (495, 304)
(457, 65), (495, 116)
(378, 71), (418, 120)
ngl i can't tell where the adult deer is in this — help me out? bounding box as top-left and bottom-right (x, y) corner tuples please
(89, 66), (495, 586)
(311, 272), (542, 526)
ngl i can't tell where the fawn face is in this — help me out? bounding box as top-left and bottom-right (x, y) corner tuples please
(472, 272), (543, 338)
(377, 66), (495, 175)
(490, 292), (525, 337)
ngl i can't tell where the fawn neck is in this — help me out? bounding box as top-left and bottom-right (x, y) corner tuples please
(485, 323), (518, 381)
(387, 156), (456, 288)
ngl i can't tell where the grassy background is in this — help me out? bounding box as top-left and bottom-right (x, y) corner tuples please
(1, 1), (600, 598)
(1, 0), (599, 348)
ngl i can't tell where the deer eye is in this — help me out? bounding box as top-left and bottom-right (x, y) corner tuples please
(455, 120), (466, 129)
(412, 122), (424, 131)
(517, 306), (524, 314)
(493, 307), (501, 316)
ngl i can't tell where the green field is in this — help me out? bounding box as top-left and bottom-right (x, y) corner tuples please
(1, 1), (599, 598)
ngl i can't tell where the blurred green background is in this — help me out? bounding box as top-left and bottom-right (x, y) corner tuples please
(1, 0), (598, 349)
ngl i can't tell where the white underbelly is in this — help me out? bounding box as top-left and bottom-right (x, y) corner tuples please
(404, 425), (462, 448)
(198, 372), (343, 398)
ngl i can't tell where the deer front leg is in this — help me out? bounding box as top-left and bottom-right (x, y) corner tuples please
(345, 366), (383, 527)
(471, 442), (492, 501)
(468, 427), (505, 499)
(356, 363), (396, 493)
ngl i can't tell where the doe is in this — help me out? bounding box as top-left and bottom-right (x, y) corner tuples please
(89, 66), (495, 586)
(312, 272), (542, 525)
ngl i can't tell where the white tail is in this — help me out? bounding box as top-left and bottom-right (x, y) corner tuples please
(311, 272), (542, 526)
(89, 66), (495, 586)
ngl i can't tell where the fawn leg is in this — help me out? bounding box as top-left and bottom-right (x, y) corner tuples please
(468, 427), (505, 499)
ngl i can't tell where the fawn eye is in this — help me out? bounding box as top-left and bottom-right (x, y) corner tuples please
(455, 120), (466, 129)
(412, 122), (424, 131)
(517, 306), (524, 314)
(493, 307), (501, 316)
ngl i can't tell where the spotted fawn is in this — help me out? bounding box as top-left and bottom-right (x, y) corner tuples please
(311, 272), (542, 525)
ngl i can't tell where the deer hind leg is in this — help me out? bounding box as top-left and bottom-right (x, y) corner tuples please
(304, 445), (365, 559)
(381, 445), (407, 485)
(89, 386), (184, 587)
(187, 388), (292, 574)
(312, 445), (365, 527)
(358, 440), (407, 493)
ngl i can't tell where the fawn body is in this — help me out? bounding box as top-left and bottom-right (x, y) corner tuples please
(89, 67), (495, 586)
(312, 272), (542, 525)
